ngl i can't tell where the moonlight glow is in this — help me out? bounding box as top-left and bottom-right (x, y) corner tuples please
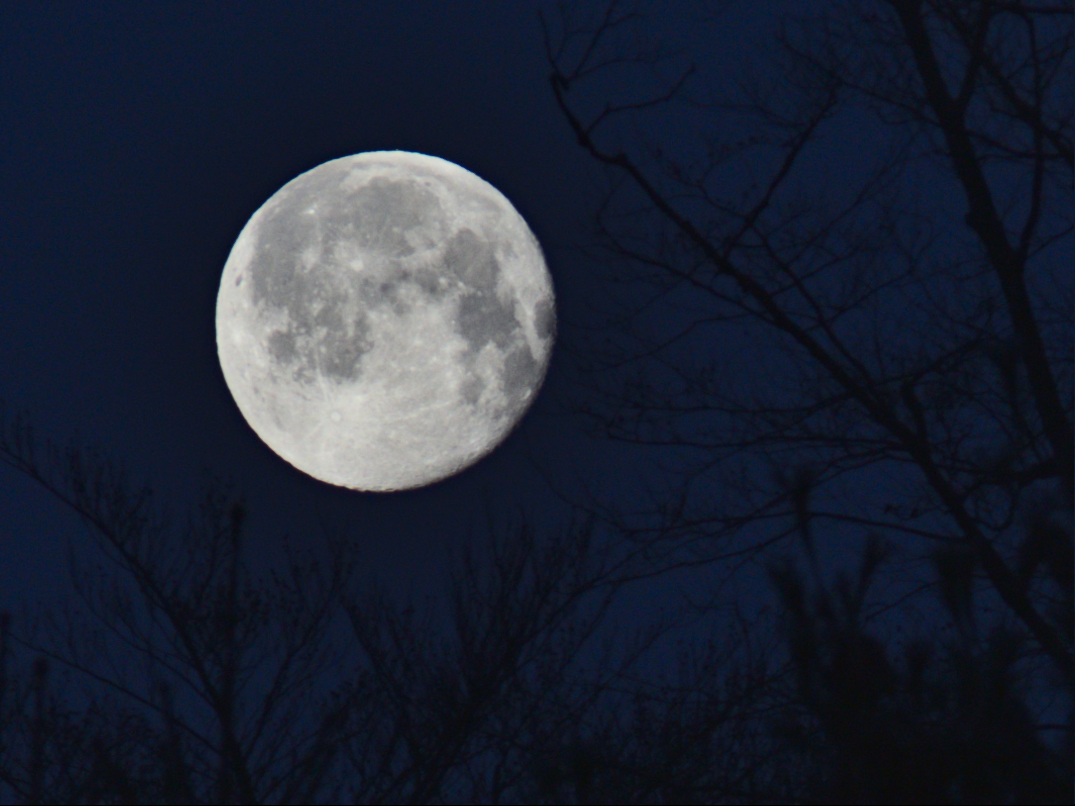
(216, 151), (555, 491)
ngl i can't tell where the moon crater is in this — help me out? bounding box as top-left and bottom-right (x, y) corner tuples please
(217, 151), (555, 491)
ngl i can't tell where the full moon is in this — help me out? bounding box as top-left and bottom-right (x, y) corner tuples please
(216, 151), (555, 491)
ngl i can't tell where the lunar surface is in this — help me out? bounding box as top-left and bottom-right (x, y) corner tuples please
(216, 151), (555, 491)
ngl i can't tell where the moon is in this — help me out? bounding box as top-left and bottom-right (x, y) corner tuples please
(216, 151), (556, 491)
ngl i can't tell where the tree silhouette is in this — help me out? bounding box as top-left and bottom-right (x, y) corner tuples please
(769, 524), (1071, 802)
(0, 412), (358, 803)
(1, 407), (789, 803)
(543, 0), (1071, 686)
(543, 0), (1071, 801)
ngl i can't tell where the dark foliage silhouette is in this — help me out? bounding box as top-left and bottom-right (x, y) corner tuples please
(770, 527), (1071, 802)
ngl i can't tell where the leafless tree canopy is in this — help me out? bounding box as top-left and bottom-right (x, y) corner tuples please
(1, 410), (793, 803)
(540, 0), (1071, 799)
(544, 0), (1071, 678)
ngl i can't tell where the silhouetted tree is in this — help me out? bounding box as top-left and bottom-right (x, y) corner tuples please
(0, 410), (359, 803)
(1, 406), (789, 803)
(543, 0), (1071, 694)
(544, 1), (1071, 801)
(769, 521), (1071, 803)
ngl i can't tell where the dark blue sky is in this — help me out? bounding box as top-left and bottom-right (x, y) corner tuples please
(0, 0), (869, 625)
(0, 0), (787, 610)
(0, 0), (603, 604)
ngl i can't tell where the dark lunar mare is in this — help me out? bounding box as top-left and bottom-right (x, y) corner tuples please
(248, 171), (442, 385)
(441, 228), (545, 416)
(245, 166), (547, 417)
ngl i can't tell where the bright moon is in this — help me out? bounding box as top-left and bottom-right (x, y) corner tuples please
(216, 151), (555, 491)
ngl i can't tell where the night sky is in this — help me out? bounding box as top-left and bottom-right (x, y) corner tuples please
(1, 0), (609, 607)
(1, 0), (790, 612)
